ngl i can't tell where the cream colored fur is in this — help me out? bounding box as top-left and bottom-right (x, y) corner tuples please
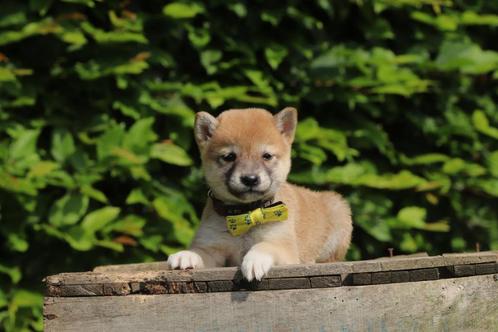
(167, 108), (353, 281)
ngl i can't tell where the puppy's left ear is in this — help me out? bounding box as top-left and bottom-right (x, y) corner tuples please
(274, 107), (298, 143)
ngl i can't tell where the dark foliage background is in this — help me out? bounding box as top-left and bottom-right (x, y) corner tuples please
(1, 0), (498, 329)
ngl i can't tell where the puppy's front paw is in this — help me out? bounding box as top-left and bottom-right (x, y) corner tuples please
(167, 250), (204, 270)
(241, 250), (274, 281)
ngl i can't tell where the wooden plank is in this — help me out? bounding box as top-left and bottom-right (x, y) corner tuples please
(453, 264), (476, 277)
(373, 252), (429, 260)
(309, 276), (341, 288)
(91, 251), (497, 276)
(391, 270), (410, 283)
(379, 255), (446, 270)
(93, 261), (169, 273)
(45, 251), (498, 297)
(94, 261), (354, 279)
(371, 271), (391, 284)
(442, 252), (497, 265)
(475, 263), (497, 275)
(44, 274), (498, 332)
(92, 252), (430, 274)
(409, 268), (439, 281)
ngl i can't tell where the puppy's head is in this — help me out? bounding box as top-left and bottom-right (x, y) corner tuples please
(194, 107), (297, 204)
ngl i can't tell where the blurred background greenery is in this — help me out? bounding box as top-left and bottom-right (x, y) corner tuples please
(2, 0), (498, 330)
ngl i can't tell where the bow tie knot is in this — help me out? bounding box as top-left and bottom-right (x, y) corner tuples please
(225, 202), (288, 236)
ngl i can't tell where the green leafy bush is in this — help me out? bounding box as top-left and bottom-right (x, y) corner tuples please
(2, 0), (498, 329)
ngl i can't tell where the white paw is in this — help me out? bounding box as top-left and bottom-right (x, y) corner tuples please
(241, 250), (274, 281)
(167, 250), (204, 270)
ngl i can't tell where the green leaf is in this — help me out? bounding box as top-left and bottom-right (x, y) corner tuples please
(51, 129), (75, 162)
(80, 22), (146, 44)
(188, 26), (211, 48)
(474, 179), (498, 196)
(49, 193), (89, 227)
(95, 240), (123, 252)
(200, 50), (222, 74)
(397, 206), (426, 229)
(27, 161), (58, 178)
(150, 142), (192, 166)
(357, 171), (427, 190)
(64, 226), (94, 251)
(297, 143), (327, 165)
(325, 164), (426, 190)
(487, 151), (498, 177)
(140, 235), (163, 252)
(0, 264), (21, 283)
(61, 0), (95, 7)
(460, 11), (498, 26)
(81, 207), (120, 234)
(423, 221), (450, 232)
(123, 117), (157, 154)
(8, 129), (40, 162)
(435, 41), (498, 74)
(7, 232), (29, 252)
(0, 288), (7, 308)
(442, 158), (486, 176)
(265, 46), (288, 69)
(0, 67), (16, 81)
(105, 214), (145, 237)
(400, 233), (418, 253)
(75, 58), (149, 80)
(96, 125), (125, 160)
(80, 185), (108, 203)
(126, 188), (149, 205)
(163, 3), (204, 18)
(0, 11), (27, 28)
(400, 153), (450, 165)
(472, 110), (498, 139)
(0, 170), (37, 195)
(10, 289), (42, 310)
(153, 197), (194, 245)
(356, 217), (392, 242)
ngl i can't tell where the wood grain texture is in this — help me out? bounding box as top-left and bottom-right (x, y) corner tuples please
(47, 252), (498, 284)
(44, 274), (498, 332)
(44, 251), (498, 297)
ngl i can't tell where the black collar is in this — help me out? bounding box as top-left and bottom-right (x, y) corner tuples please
(208, 190), (275, 216)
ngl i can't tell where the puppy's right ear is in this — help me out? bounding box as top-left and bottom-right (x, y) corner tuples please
(194, 112), (218, 147)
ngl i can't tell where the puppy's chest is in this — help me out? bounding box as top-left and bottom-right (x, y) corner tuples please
(233, 225), (294, 265)
(224, 227), (261, 264)
(204, 204), (296, 265)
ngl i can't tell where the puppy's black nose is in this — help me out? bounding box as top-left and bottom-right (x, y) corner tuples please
(240, 175), (260, 187)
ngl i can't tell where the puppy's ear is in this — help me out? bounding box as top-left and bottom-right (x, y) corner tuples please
(194, 112), (218, 147)
(274, 107), (297, 143)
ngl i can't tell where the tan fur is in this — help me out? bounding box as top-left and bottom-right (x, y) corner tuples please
(167, 108), (353, 280)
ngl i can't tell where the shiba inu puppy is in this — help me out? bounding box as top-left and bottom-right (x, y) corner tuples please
(167, 107), (352, 281)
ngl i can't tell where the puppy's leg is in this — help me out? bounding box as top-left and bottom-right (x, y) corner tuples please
(320, 235), (351, 262)
(317, 193), (353, 263)
(241, 241), (299, 281)
(167, 247), (225, 269)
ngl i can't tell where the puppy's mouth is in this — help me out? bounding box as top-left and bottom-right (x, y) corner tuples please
(227, 186), (272, 201)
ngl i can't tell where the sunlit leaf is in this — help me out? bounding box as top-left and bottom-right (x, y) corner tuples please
(81, 207), (120, 234)
(49, 193), (89, 226)
(150, 142), (192, 166)
(163, 3), (204, 18)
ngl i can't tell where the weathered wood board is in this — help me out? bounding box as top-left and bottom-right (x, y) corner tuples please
(44, 251), (498, 332)
(45, 274), (498, 331)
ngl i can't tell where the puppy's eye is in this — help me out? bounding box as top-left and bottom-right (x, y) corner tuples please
(262, 153), (273, 161)
(221, 152), (236, 162)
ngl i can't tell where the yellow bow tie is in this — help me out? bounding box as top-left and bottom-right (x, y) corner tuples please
(225, 202), (288, 236)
